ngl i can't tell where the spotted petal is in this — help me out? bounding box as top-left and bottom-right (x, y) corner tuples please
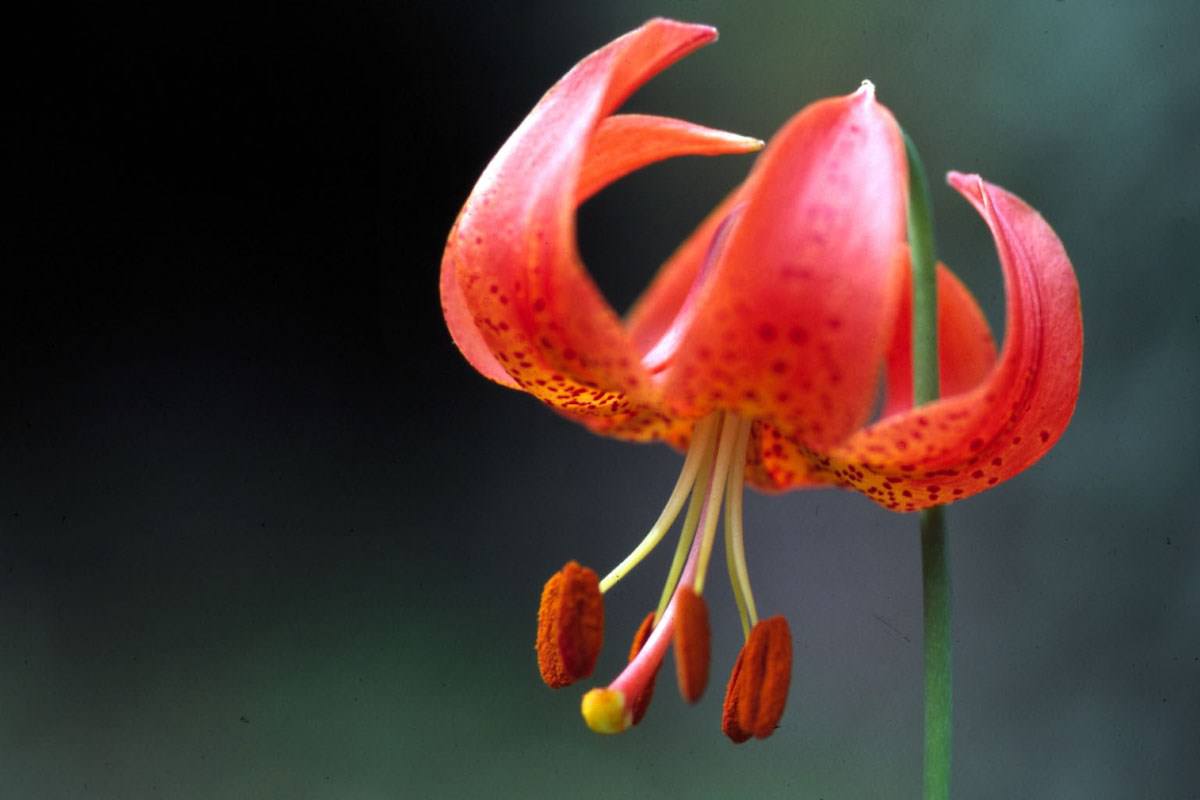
(439, 20), (761, 432)
(636, 84), (909, 450)
(820, 174), (1082, 510)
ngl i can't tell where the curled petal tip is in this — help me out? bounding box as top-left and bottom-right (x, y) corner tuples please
(577, 116), (766, 204)
(642, 17), (718, 45)
(855, 79), (877, 100)
(946, 170), (983, 196)
(677, 126), (763, 153)
(669, 19), (717, 37)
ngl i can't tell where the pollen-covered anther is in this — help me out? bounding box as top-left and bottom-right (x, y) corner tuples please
(722, 615), (793, 743)
(627, 612), (659, 725)
(673, 588), (711, 703)
(536, 561), (604, 688)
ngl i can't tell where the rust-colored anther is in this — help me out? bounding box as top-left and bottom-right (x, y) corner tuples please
(627, 611), (659, 725)
(722, 615), (792, 742)
(672, 587), (711, 703)
(536, 561), (604, 688)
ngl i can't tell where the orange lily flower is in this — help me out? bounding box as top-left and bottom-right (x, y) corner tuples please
(439, 19), (1082, 739)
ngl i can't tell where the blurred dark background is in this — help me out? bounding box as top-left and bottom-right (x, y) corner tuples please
(5, 1), (1198, 797)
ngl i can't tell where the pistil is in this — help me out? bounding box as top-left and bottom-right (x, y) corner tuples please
(580, 469), (713, 733)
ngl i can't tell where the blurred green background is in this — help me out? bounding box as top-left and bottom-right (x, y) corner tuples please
(6, 0), (1198, 797)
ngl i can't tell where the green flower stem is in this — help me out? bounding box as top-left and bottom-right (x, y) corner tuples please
(904, 130), (952, 800)
(904, 132), (939, 408)
(920, 505), (951, 800)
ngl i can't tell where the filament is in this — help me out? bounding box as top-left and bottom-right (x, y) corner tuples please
(608, 475), (711, 701)
(654, 416), (721, 622)
(600, 414), (719, 593)
(692, 412), (742, 595)
(723, 417), (757, 638)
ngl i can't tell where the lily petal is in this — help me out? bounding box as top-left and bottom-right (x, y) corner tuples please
(820, 174), (1082, 510)
(646, 84), (909, 449)
(440, 19), (758, 435)
(745, 420), (828, 491)
(577, 114), (762, 206)
(625, 187), (748, 363)
(880, 254), (997, 420)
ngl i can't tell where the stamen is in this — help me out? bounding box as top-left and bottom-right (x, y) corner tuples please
(672, 587), (710, 702)
(627, 612), (658, 725)
(600, 415), (719, 593)
(693, 412), (743, 595)
(723, 417), (758, 638)
(581, 496), (710, 734)
(536, 561), (604, 688)
(721, 616), (793, 742)
(653, 413), (722, 621)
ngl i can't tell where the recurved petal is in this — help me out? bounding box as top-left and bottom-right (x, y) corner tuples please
(821, 175), (1082, 510)
(576, 114), (762, 206)
(880, 255), (997, 420)
(440, 220), (521, 388)
(440, 19), (758, 436)
(647, 83), (909, 449)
